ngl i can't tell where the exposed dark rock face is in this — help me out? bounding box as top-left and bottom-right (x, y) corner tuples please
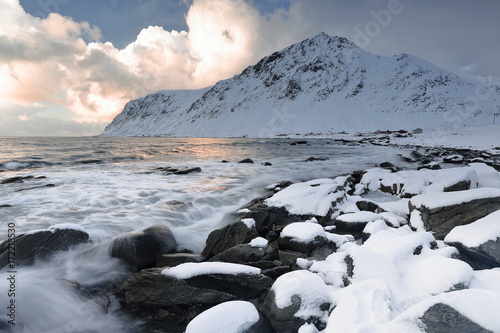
(278, 235), (336, 256)
(156, 253), (204, 268)
(202, 222), (258, 259)
(0, 227), (89, 267)
(118, 267), (273, 332)
(420, 303), (492, 333)
(109, 225), (177, 269)
(208, 244), (279, 265)
(446, 237), (500, 270)
(409, 190), (500, 239)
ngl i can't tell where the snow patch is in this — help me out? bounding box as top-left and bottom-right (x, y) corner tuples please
(162, 262), (261, 279)
(185, 301), (260, 333)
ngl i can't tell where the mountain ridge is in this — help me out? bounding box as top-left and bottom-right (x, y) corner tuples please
(102, 33), (500, 137)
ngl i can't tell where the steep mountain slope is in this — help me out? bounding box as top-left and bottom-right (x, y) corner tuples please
(102, 33), (500, 137)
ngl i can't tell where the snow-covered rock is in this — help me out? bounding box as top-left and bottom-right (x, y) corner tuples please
(409, 188), (500, 239)
(445, 210), (500, 269)
(263, 270), (332, 332)
(264, 177), (348, 217)
(0, 224), (89, 267)
(102, 33), (500, 137)
(185, 301), (273, 333)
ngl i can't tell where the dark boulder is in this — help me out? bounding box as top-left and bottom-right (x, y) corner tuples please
(278, 235), (336, 256)
(355, 200), (379, 212)
(238, 158), (254, 164)
(0, 225), (89, 267)
(379, 162), (400, 172)
(208, 244), (279, 265)
(109, 225), (177, 269)
(305, 157), (329, 162)
(0, 175), (34, 184)
(202, 221), (258, 259)
(118, 267), (273, 332)
(173, 167), (202, 175)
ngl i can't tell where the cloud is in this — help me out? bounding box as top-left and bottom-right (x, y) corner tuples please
(0, 0), (268, 128)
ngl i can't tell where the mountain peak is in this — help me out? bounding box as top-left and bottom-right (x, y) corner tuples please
(305, 32), (359, 49)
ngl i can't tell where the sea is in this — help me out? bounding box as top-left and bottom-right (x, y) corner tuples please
(0, 136), (414, 332)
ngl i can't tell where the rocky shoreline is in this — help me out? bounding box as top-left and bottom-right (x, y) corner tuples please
(1, 143), (500, 332)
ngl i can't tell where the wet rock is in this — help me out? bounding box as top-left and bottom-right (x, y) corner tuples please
(261, 162), (273, 166)
(156, 253), (204, 268)
(305, 157), (329, 162)
(296, 141), (308, 145)
(238, 158), (254, 164)
(0, 204), (12, 208)
(155, 166), (202, 175)
(15, 183), (56, 192)
(0, 175), (34, 184)
(173, 167), (202, 175)
(109, 225), (177, 269)
(202, 221), (258, 259)
(420, 303), (491, 333)
(418, 162), (441, 170)
(0, 225), (89, 267)
(443, 154), (464, 164)
(379, 162), (400, 172)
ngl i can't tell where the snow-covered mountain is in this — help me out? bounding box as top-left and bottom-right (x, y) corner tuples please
(102, 32), (500, 137)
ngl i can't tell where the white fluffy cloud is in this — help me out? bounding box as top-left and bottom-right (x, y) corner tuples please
(0, 0), (272, 130)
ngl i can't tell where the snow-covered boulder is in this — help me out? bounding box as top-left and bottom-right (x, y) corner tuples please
(385, 289), (500, 333)
(334, 211), (382, 238)
(264, 177), (348, 219)
(444, 210), (500, 269)
(186, 301), (273, 333)
(262, 270), (332, 332)
(278, 222), (338, 256)
(0, 223), (89, 267)
(109, 225), (177, 269)
(468, 162), (500, 188)
(409, 188), (500, 239)
(379, 167), (479, 198)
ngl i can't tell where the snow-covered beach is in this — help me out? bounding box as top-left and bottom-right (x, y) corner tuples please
(2, 134), (499, 332)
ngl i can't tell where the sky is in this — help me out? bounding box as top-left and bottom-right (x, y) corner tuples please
(0, 0), (499, 136)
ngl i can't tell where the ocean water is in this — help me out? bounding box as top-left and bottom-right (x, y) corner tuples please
(0, 137), (413, 332)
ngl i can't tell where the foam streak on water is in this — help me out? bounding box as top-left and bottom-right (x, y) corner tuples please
(0, 137), (412, 332)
